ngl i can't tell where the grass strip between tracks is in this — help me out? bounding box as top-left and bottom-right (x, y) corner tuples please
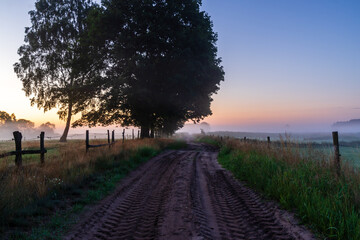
(3, 139), (186, 240)
(203, 137), (360, 240)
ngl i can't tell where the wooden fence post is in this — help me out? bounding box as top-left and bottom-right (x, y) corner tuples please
(40, 132), (45, 164)
(132, 129), (135, 140)
(122, 129), (125, 143)
(267, 136), (271, 148)
(112, 130), (115, 143)
(138, 130), (140, 139)
(13, 131), (22, 167)
(332, 131), (341, 176)
(86, 130), (90, 153)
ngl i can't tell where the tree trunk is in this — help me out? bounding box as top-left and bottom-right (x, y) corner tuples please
(59, 102), (73, 142)
(140, 125), (150, 138)
(150, 127), (155, 138)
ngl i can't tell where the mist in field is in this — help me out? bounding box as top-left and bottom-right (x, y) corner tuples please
(0, 122), (57, 141)
(176, 119), (360, 143)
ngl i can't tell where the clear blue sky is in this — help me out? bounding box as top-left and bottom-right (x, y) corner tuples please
(0, 0), (359, 133)
(202, 0), (360, 131)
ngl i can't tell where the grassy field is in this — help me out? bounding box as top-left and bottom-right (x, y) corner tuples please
(0, 138), (185, 239)
(283, 144), (360, 169)
(199, 136), (360, 240)
(322, 146), (360, 168)
(209, 132), (360, 169)
(0, 139), (79, 166)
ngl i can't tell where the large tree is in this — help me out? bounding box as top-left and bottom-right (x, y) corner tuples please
(14, 0), (104, 142)
(74, 0), (224, 137)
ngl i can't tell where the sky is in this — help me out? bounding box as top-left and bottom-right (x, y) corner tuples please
(0, 0), (360, 134)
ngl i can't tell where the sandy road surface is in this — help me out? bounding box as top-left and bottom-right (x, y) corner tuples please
(65, 144), (315, 240)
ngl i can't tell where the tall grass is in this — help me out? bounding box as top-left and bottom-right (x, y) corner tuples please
(0, 138), (175, 228)
(212, 137), (360, 240)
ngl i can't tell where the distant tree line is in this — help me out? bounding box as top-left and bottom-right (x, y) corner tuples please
(0, 111), (56, 139)
(14, 0), (224, 141)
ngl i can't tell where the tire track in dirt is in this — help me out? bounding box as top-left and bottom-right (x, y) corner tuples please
(64, 143), (316, 240)
(65, 150), (180, 240)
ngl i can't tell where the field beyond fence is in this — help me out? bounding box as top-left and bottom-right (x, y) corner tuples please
(209, 131), (360, 169)
(0, 129), (143, 168)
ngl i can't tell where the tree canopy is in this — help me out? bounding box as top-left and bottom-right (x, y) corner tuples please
(74, 0), (224, 137)
(14, 0), (104, 141)
(0, 111), (16, 125)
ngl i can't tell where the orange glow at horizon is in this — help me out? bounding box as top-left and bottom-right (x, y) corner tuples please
(202, 99), (360, 127)
(3, 100), (359, 131)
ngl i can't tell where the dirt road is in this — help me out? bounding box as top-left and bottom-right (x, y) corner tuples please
(65, 144), (315, 240)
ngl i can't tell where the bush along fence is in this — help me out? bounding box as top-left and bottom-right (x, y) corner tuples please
(0, 131), (47, 167)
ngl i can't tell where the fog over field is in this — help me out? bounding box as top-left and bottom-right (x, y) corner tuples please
(1, 118), (360, 142)
(176, 121), (360, 142)
(178, 121), (360, 133)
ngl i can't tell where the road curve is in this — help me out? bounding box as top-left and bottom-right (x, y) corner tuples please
(64, 143), (315, 240)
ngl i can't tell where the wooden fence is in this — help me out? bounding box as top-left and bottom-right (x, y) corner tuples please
(85, 129), (132, 152)
(86, 130), (115, 152)
(219, 131), (342, 176)
(0, 131), (47, 167)
(332, 131), (341, 176)
(0, 129), (139, 166)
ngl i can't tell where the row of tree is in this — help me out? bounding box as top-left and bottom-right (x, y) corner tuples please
(0, 111), (56, 139)
(14, 0), (224, 141)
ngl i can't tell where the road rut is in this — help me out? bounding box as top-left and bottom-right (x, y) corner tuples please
(65, 144), (315, 240)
